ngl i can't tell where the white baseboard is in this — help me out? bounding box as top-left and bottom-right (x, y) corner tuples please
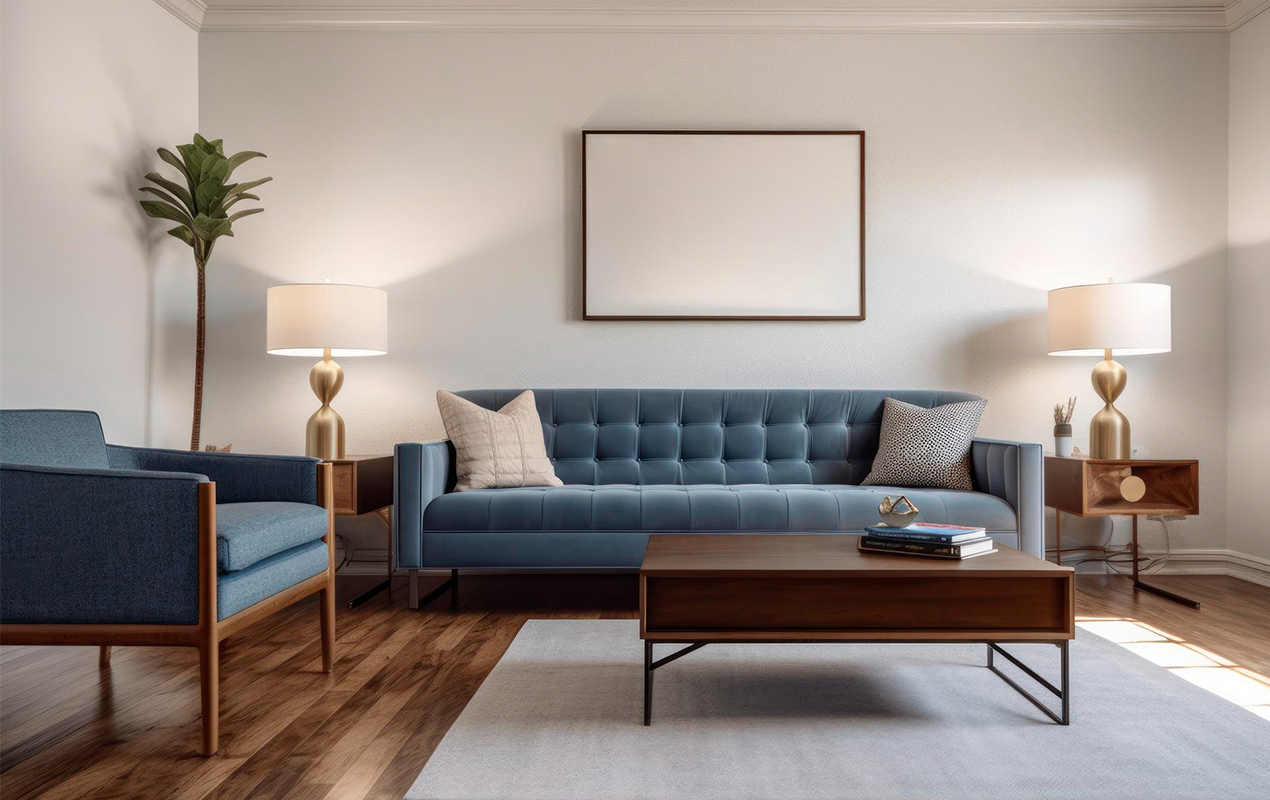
(1142, 548), (1270, 588)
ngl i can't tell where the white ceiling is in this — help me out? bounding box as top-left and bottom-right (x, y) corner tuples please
(158, 0), (1270, 33)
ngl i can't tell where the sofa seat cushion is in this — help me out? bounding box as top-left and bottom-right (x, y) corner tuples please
(216, 501), (329, 572)
(217, 539), (329, 620)
(422, 484), (1017, 535)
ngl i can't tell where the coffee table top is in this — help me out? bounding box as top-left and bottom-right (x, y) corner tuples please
(641, 534), (1071, 579)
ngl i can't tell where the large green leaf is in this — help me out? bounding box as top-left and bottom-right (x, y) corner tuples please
(223, 176), (271, 201)
(223, 192), (259, 211)
(157, 148), (191, 183)
(208, 138), (225, 156)
(167, 225), (195, 247)
(141, 199), (193, 227)
(177, 143), (207, 178)
(193, 133), (213, 152)
(192, 213), (233, 241)
(200, 154), (229, 184)
(228, 208), (264, 224)
(144, 173), (195, 214)
(225, 151), (266, 178)
(195, 176), (226, 215)
(140, 186), (189, 214)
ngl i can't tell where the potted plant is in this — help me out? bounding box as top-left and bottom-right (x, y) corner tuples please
(139, 134), (270, 450)
(1053, 397), (1076, 458)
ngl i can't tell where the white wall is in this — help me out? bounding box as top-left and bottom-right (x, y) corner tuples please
(0, 0), (199, 446)
(1227, 10), (1270, 563)
(196, 31), (1230, 553)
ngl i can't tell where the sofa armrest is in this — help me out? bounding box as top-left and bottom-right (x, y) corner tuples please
(393, 441), (453, 570)
(969, 438), (1044, 559)
(0, 463), (206, 625)
(107, 445), (318, 505)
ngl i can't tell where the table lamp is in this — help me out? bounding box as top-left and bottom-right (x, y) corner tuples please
(266, 283), (387, 459)
(1046, 280), (1170, 459)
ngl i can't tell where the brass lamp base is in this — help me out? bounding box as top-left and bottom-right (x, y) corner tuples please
(1090, 348), (1130, 459)
(306, 349), (346, 460)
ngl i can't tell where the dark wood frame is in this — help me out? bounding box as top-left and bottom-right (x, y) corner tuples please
(582, 130), (866, 321)
(638, 535), (1075, 725)
(0, 463), (338, 755)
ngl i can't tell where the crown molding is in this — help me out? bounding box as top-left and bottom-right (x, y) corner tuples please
(192, 5), (1231, 34)
(153, 0), (207, 31)
(1226, 0), (1270, 28)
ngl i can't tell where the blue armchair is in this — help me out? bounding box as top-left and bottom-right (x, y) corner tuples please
(0, 410), (336, 755)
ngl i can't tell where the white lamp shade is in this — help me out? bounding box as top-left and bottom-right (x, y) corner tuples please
(1047, 282), (1171, 357)
(266, 283), (388, 357)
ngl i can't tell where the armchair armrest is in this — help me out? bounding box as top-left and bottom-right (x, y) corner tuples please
(970, 438), (1044, 559)
(0, 463), (206, 625)
(107, 445), (318, 505)
(393, 441), (453, 570)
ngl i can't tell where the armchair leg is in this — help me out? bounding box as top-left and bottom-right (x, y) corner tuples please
(319, 582), (336, 673)
(98, 645), (112, 667)
(199, 638), (219, 755)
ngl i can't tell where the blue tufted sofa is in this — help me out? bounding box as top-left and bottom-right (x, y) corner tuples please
(394, 389), (1042, 606)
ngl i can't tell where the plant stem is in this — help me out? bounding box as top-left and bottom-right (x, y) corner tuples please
(191, 259), (206, 451)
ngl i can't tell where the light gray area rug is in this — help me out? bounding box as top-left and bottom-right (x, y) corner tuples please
(407, 620), (1269, 800)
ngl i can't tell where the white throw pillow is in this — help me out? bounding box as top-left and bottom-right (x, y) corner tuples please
(861, 398), (987, 490)
(437, 390), (564, 491)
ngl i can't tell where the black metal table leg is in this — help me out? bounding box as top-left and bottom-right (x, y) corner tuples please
(643, 641), (653, 726)
(642, 642), (707, 726)
(1132, 515), (1201, 608)
(987, 640), (1070, 725)
(347, 578), (391, 609)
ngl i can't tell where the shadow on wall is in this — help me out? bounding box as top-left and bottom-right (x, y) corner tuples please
(92, 43), (190, 447)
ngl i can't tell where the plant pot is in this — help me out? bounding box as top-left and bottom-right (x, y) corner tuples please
(1054, 424), (1073, 458)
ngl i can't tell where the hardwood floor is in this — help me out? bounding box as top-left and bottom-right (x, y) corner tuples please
(2, 572), (1268, 800)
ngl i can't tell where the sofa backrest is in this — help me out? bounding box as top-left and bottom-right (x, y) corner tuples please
(454, 389), (981, 486)
(0, 409), (110, 469)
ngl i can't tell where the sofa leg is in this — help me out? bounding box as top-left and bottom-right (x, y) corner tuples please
(409, 569), (420, 609)
(199, 639), (219, 755)
(98, 645), (112, 667)
(319, 582), (336, 673)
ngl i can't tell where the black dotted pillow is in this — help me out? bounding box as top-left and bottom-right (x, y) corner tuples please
(861, 398), (987, 490)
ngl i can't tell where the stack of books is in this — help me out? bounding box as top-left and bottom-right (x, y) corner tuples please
(857, 522), (997, 560)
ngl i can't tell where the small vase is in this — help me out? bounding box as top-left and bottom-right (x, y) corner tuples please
(1054, 423), (1073, 458)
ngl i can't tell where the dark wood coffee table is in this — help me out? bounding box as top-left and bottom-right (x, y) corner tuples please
(639, 534), (1075, 725)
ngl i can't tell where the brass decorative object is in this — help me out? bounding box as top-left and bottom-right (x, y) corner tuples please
(306, 349), (346, 460)
(1091, 349), (1131, 459)
(1119, 475), (1147, 503)
(1047, 281), (1172, 460)
(878, 495), (920, 527)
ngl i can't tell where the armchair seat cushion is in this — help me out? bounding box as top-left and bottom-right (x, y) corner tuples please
(216, 502), (329, 572)
(422, 484), (1017, 535)
(218, 539), (329, 620)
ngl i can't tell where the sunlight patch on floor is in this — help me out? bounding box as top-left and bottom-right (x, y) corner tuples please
(1077, 617), (1270, 721)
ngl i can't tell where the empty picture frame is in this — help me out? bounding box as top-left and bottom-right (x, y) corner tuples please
(583, 130), (865, 320)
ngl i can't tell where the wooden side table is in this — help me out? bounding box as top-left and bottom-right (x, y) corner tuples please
(328, 455), (394, 608)
(1044, 456), (1200, 608)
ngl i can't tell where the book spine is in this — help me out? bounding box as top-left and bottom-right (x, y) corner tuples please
(859, 536), (961, 556)
(865, 530), (972, 543)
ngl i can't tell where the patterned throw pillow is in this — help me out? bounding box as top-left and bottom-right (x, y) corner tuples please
(437, 390), (564, 491)
(861, 398), (987, 490)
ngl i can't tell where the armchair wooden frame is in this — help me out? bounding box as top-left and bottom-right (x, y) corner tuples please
(0, 463), (337, 755)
